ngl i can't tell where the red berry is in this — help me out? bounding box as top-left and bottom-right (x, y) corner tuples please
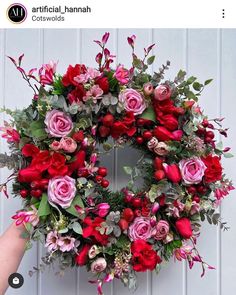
(136, 118), (146, 127)
(20, 189), (28, 198)
(207, 123), (214, 129)
(134, 209), (142, 217)
(122, 208), (134, 223)
(102, 114), (114, 127)
(154, 170), (165, 181)
(202, 119), (209, 128)
(124, 195), (133, 203)
(136, 136), (144, 144)
(187, 186), (197, 195)
(197, 126), (205, 136)
(99, 126), (110, 138)
(118, 219), (129, 231)
(98, 167), (107, 177)
(95, 175), (103, 183)
(72, 130), (84, 142)
(143, 131), (153, 140)
(78, 169), (89, 177)
(30, 189), (42, 198)
(154, 157), (163, 170)
(132, 198), (142, 208)
(31, 180), (40, 189)
(205, 136), (213, 143)
(193, 195), (200, 203)
(101, 179), (109, 188)
(206, 131), (215, 139)
(197, 186), (208, 194)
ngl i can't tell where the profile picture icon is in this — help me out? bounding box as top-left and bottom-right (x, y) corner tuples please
(8, 273), (24, 288)
(7, 3), (27, 24)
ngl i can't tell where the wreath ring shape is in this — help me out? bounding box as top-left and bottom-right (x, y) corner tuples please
(0, 32), (234, 294)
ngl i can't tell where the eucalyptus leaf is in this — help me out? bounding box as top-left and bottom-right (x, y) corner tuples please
(72, 222), (83, 235)
(123, 166), (133, 175)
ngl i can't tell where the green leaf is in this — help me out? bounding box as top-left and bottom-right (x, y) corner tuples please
(193, 82), (202, 91)
(187, 76), (197, 85)
(147, 55), (155, 65)
(185, 89), (197, 101)
(176, 69), (186, 81)
(58, 228), (69, 234)
(224, 153), (234, 158)
(31, 128), (47, 140)
(133, 58), (143, 70)
(139, 106), (157, 123)
(65, 195), (84, 217)
(72, 222), (83, 235)
(123, 166), (133, 175)
(204, 79), (213, 85)
(38, 193), (51, 217)
(216, 141), (223, 150)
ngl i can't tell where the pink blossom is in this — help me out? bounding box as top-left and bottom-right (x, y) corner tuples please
(96, 203), (110, 217)
(88, 245), (99, 259)
(12, 205), (39, 227)
(128, 217), (153, 241)
(84, 85), (103, 102)
(60, 137), (77, 153)
(179, 157), (206, 185)
(190, 201), (201, 215)
(174, 243), (193, 261)
(127, 35), (136, 48)
(172, 130), (183, 141)
(143, 82), (154, 95)
(50, 140), (61, 151)
(113, 65), (129, 85)
(147, 137), (158, 150)
(45, 110), (73, 138)
(39, 61), (57, 86)
(0, 121), (20, 143)
(74, 73), (89, 84)
(214, 182), (235, 200)
(87, 67), (100, 79)
(153, 220), (169, 240)
(91, 257), (107, 273)
(119, 89), (146, 116)
(45, 231), (59, 252)
(154, 84), (172, 101)
(48, 176), (76, 208)
(58, 236), (76, 252)
(90, 153), (98, 164)
(154, 142), (169, 156)
(151, 202), (160, 214)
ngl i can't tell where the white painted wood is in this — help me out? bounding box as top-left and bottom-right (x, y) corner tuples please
(0, 28), (235, 295)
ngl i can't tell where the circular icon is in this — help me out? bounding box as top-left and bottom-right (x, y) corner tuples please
(8, 273), (24, 289)
(7, 3), (27, 24)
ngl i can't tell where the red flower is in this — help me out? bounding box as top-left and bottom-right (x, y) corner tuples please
(73, 130), (84, 142)
(75, 244), (91, 266)
(21, 144), (40, 158)
(62, 64), (87, 87)
(95, 76), (109, 94)
(111, 112), (136, 139)
(68, 150), (86, 175)
(175, 217), (193, 239)
(202, 155), (222, 183)
(131, 240), (161, 272)
(163, 163), (181, 183)
(158, 114), (179, 131)
(31, 151), (52, 172)
(48, 153), (68, 177)
(153, 126), (175, 141)
(68, 85), (86, 104)
(18, 167), (42, 183)
(82, 217), (109, 246)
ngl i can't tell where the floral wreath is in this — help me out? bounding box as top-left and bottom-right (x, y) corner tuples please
(0, 33), (234, 294)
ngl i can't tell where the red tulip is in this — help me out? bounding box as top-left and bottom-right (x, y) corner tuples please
(163, 163), (181, 183)
(175, 217), (193, 239)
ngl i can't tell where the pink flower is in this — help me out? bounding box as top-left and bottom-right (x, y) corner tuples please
(113, 65), (129, 85)
(179, 157), (206, 185)
(119, 89), (146, 115)
(12, 205), (39, 227)
(154, 84), (171, 101)
(174, 242), (193, 261)
(48, 176), (76, 208)
(45, 110), (73, 138)
(96, 203), (110, 217)
(128, 217), (153, 241)
(84, 85), (103, 102)
(154, 142), (169, 156)
(153, 220), (169, 240)
(87, 67), (100, 79)
(147, 137), (158, 150)
(91, 257), (107, 273)
(190, 201), (201, 215)
(39, 61), (57, 86)
(50, 140), (61, 151)
(58, 236), (76, 252)
(143, 82), (154, 95)
(60, 137), (77, 153)
(0, 121), (20, 143)
(45, 231), (59, 252)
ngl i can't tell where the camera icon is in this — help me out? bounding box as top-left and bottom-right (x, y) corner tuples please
(8, 273), (24, 289)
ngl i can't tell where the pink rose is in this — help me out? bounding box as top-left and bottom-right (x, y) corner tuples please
(179, 157), (206, 185)
(154, 84), (171, 101)
(154, 220), (169, 240)
(128, 217), (153, 241)
(45, 110), (73, 138)
(48, 176), (76, 208)
(91, 257), (107, 273)
(113, 65), (129, 85)
(147, 137), (159, 150)
(60, 137), (77, 153)
(143, 82), (154, 96)
(119, 89), (146, 115)
(154, 142), (169, 156)
(50, 140), (61, 151)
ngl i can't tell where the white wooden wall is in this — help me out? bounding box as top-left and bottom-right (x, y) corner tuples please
(0, 29), (236, 295)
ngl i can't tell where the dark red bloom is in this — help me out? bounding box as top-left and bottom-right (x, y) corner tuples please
(75, 244), (91, 266)
(95, 76), (109, 94)
(158, 114), (179, 131)
(31, 151), (52, 172)
(153, 126), (175, 141)
(68, 150), (86, 175)
(82, 217), (109, 246)
(48, 153), (68, 177)
(72, 130), (84, 142)
(111, 112), (136, 139)
(68, 85), (86, 104)
(62, 64), (87, 87)
(131, 240), (161, 272)
(202, 155), (222, 183)
(21, 144), (40, 158)
(18, 167), (42, 183)
(175, 217), (193, 239)
(163, 163), (182, 183)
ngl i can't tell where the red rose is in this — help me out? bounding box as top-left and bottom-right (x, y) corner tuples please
(95, 76), (109, 94)
(175, 217), (193, 239)
(82, 217), (109, 245)
(202, 155), (222, 183)
(62, 64), (87, 87)
(48, 153), (68, 177)
(163, 163), (182, 183)
(22, 144), (40, 158)
(75, 244), (91, 266)
(153, 126), (175, 141)
(18, 167), (42, 183)
(111, 112), (136, 139)
(72, 130), (84, 142)
(68, 150), (86, 175)
(67, 85), (86, 104)
(158, 114), (179, 131)
(131, 240), (161, 272)
(31, 151), (52, 172)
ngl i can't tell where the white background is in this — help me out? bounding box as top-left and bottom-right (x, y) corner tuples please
(0, 29), (236, 295)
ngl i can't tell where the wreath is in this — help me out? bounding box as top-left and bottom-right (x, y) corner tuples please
(0, 33), (234, 294)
